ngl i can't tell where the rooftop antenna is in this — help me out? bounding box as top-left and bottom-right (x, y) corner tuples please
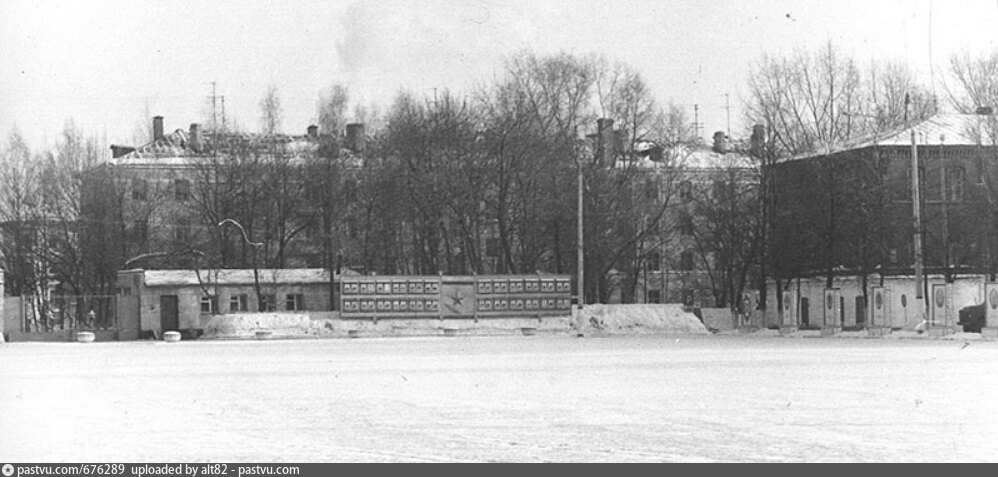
(904, 92), (911, 126)
(723, 93), (732, 137)
(693, 104), (702, 141)
(209, 81), (217, 131)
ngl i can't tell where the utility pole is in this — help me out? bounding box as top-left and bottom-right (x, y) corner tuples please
(911, 130), (925, 311)
(210, 81), (217, 131)
(723, 93), (731, 137)
(576, 154), (585, 333)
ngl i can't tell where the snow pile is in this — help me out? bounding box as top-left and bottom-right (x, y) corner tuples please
(202, 313), (333, 339)
(940, 331), (984, 341)
(699, 308), (736, 331)
(580, 304), (709, 334)
(828, 330), (869, 339)
(200, 313), (572, 339)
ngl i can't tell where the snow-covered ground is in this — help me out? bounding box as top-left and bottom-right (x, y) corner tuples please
(1, 334), (996, 462)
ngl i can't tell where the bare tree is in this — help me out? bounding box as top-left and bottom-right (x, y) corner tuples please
(948, 49), (998, 279)
(317, 84), (349, 137)
(746, 43), (924, 318)
(948, 50), (998, 115)
(866, 60), (936, 130)
(687, 157), (761, 309)
(745, 41), (863, 157)
(0, 128), (40, 299)
(259, 83), (283, 135)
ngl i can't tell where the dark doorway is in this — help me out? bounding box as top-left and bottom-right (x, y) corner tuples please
(160, 295), (179, 332)
(840, 296), (846, 325)
(800, 297), (810, 326)
(856, 296), (867, 325)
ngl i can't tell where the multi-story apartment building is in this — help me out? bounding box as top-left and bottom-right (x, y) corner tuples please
(604, 130), (759, 309)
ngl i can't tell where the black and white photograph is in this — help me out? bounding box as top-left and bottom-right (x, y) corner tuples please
(1, 0), (997, 464)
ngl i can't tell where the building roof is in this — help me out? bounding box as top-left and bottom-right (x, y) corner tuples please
(112, 129), (321, 165)
(125, 268), (359, 287)
(785, 113), (997, 162)
(624, 142), (756, 171)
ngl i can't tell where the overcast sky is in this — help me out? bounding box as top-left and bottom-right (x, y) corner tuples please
(2, 0), (997, 150)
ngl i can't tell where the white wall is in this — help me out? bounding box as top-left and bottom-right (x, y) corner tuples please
(765, 274), (986, 330)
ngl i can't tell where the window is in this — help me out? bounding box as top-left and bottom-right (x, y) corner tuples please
(133, 219), (148, 243)
(903, 167), (926, 200)
(174, 219), (190, 242)
(348, 219), (359, 239)
(132, 179), (148, 201)
(679, 212), (694, 236)
(344, 180), (358, 202)
(229, 294), (248, 312)
(839, 296), (845, 325)
(712, 180), (729, 202)
(945, 166), (965, 202)
(680, 249), (696, 271)
(200, 295), (217, 314)
(286, 293), (304, 311)
(647, 289), (661, 304)
(486, 238), (499, 258)
(174, 179), (190, 201)
(260, 294), (277, 312)
(679, 181), (693, 200)
(646, 251), (661, 272)
(644, 179), (658, 200)
(644, 216), (660, 236)
(119, 287), (131, 296)
(682, 289), (695, 306)
(800, 297), (810, 326)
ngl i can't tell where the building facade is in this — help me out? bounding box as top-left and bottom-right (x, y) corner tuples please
(765, 113), (998, 330)
(607, 133), (759, 309)
(116, 268), (350, 338)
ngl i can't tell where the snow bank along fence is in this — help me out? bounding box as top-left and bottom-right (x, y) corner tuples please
(339, 274), (573, 327)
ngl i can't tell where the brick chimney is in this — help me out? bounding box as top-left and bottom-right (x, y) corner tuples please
(750, 124), (766, 157)
(153, 116), (164, 141)
(712, 131), (729, 154)
(345, 123), (365, 152)
(189, 123), (202, 152)
(597, 118), (615, 165)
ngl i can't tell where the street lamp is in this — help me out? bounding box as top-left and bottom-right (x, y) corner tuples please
(575, 153), (585, 335)
(218, 219), (263, 248)
(218, 219), (264, 311)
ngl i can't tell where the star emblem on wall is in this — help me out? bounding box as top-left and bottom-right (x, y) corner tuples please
(450, 289), (465, 306)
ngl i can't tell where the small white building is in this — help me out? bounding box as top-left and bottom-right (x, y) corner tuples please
(116, 268), (355, 338)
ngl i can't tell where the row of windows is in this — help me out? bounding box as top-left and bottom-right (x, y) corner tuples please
(643, 215), (695, 237)
(644, 250), (697, 272)
(128, 219), (192, 243)
(901, 166), (967, 201)
(200, 293), (304, 314)
(643, 179), (742, 202)
(132, 179), (191, 202)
